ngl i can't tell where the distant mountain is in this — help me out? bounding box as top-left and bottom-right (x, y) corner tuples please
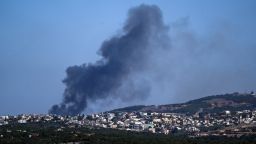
(110, 92), (256, 114)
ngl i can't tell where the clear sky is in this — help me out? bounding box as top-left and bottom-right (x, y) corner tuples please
(0, 0), (256, 115)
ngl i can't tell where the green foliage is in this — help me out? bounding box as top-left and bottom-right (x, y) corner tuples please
(111, 93), (256, 114)
(1, 123), (256, 144)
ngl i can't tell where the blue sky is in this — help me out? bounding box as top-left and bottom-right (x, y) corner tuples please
(0, 0), (256, 115)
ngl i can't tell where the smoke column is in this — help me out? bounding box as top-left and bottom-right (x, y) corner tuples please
(49, 4), (170, 115)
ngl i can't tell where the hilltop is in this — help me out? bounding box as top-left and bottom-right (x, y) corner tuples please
(110, 92), (256, 114)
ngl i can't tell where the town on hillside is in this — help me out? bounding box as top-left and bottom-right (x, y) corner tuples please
(1, 108), (256, 137)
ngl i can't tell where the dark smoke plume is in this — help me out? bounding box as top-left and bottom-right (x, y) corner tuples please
(49, 4), (170, 115)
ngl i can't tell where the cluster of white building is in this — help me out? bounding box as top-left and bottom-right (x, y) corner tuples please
(82, 109), (256, 135)
(1, 109), (256, 136)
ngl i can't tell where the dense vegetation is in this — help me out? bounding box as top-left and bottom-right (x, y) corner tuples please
(1, 123), (256, 144)
(111, 93), (256, 114)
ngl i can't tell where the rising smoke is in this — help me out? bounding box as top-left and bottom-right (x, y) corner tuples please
(49, 4), (256, 115)
(49, 4), (170, 115)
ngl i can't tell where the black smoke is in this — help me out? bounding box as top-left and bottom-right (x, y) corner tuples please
(49, 4), (170, 115)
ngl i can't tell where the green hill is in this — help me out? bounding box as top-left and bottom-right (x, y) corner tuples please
(111, 92), (256, 114)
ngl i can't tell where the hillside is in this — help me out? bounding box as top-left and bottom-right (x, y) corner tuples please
(1, 123), (256, 144)
(110, 92), (256, 114)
